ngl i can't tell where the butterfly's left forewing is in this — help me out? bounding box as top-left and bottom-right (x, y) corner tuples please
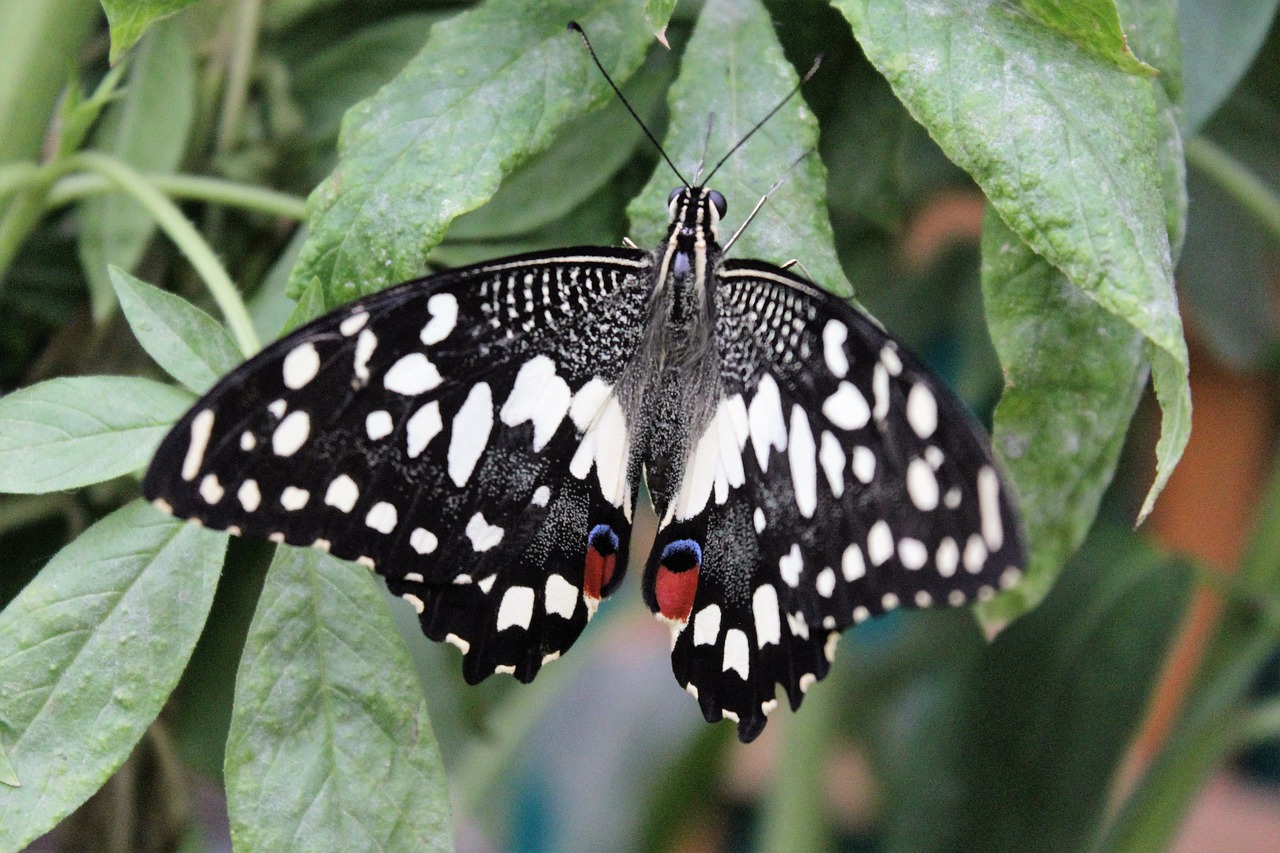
(145, 249), (652, 683)
(644, 261), (1026, 741)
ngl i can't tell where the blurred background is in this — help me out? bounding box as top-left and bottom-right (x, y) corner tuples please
(2, 1), (1279, 851)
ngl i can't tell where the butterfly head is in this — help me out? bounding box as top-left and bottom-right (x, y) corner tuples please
(666, 186), (727, 246)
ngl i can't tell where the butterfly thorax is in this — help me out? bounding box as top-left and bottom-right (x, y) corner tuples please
(628, 187), (728, 513)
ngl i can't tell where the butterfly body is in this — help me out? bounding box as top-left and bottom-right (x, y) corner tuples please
(145, 186), (1024, 742)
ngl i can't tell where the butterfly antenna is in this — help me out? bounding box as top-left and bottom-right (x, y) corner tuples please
(721, 148), (815, 254)
(569, 22), (689, 187)
(693, 113), (716, 186)
(700, 54), (823, 187)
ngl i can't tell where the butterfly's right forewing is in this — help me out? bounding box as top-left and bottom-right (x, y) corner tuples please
(145, 249), (653, 683)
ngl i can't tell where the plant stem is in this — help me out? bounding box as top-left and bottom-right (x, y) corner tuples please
(216, 0), (263, 155)
(1186, 136), (1280, 243)
(47, 170), (308, 220)
(67, 151), (260, 356)
(0, 158), (79, 281)
(0, 162), (39, 201)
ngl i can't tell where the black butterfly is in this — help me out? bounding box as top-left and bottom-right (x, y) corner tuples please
(144, 36), (1025, 744)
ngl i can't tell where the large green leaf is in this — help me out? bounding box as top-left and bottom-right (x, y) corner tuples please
(977, 212), (1147, 619)
(876, 524), (1192, 853)
(100, 0), (198, 64)
(288, 0), (652, 305)
(833, 0), (1189, 536)
(224, 547), (452, 851)
(0, 501), (225, 850)
(111, 266), (242, 394)
(0, 376), (193, 494)
(79, 17), (195, 320)
(1179, 0), (1280, 132)
(628, 0), (849, 296)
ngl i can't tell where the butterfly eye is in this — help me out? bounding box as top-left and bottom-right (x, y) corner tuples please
(667, 188), (683, 205)
(708, 190), (727, 218)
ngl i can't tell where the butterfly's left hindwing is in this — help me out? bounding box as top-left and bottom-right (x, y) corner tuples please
(644, 260), (1027, 742)
(145, 249), (651, 683)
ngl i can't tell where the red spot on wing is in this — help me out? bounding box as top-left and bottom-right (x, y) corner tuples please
(584, 546), (616, 600)
(655, 564), (699, 622)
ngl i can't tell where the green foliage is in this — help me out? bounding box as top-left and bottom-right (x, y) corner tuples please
(0, 0), (1278, 850)
(225, 547), (452, 850)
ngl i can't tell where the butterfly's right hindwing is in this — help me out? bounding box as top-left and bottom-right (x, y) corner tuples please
(144, 249), (652, 682)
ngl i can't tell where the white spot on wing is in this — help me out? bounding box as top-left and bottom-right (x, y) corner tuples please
(936, 537), (959, 577)
(723, 629), (750, 679)
(402, 593), (425, 614)
(365, 501), (398, 533)
(907, 383), (938, 438)
(693, 604), (721, 645)
(788, 406), (818, 518)
(465, 512), (504, 552)
(420, 293), (458, 345)
(823, 320), (849, 377)
(752, 585), (781, 647)
(199, 474), (224, 504)
(182, 409), (215, 481)
(842, 544), (865, 581)
(977, 466), (1004, 550)
(964, 534), (987, 573)
(898, 538), (927, 569)
(748, 374), (787, 471)
(787, 611), (809, 639)
(272, 410), (310, 457)
(339, 311), (368, 336)
(532, 485), (551, 506)
(282, 342), (321, 389)
(568, 395), (630, 510)
(406, 401), (442, 458)
(353, 329), (377, 384)
(822, 382), (870, 431)
(568, 377), (611, 431)
(497, 586), (534, 631)
(410, 527), (437, 554)
(819, 431), (845, 498)
(779, 544), (803, 587)
(753, 507), (766, 533)
(384, 353), (442, 396)
(280, 486), (309, 510)
(324, 474), (359, 512)
(268, 399), (286, 418)
(445, 634), (470, 654)
(545, 574), (577, 618)
(500, 355), (572, 452)
(365, 410), (394, 440)
(237, 479), (261, 511)
(448, 383), (494, 486)
(880, 344), (903, 376)
(852, 446), (876, 484)
(816, 567), (836, 597)
(240, 431), (256, 451)
(907, 457), (939, 511)
(872, 363), (890, 421)
(867, 521), (893, 566)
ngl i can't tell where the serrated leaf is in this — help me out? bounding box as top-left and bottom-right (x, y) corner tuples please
(0, 501), (226, 850)
(1014, 0), (1157, 76)
(645, 0), (678, 41)
(976, 211), (1147, 620)
(0, 376), (194, 493)
(80, 18), (196, 320)
(288, 0), (651, 305)
(834, 0), (1190, 529)
(110, 267), (242, 394)
(629, 0), (850, 296)
(224, 547), (452, 851)
(101, 0), (198, 64)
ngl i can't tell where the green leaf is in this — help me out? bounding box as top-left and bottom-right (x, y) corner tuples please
(0, 739), (16, 788)
(833, 0), (1190, 526)
(1014, 0), (1157, 76)
(0, 501), (226, 850)
(110, 266), (241, 394)
(645, 0), (678, 41)
(879, 524), (1192, 852)
(976, 211), (1146, 619)
(282, 276), (328, 333)
(1179, 0), (1280, 132)
(224, 547), (452, 851)
(100, 0), (198, 65)
(288, 0), (651, 305)
(80, 18), (196, 320)
(0, 376), (193, 493)
(628, 0), (850, 296)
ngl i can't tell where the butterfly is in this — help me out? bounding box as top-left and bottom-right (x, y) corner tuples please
(143, 32), (1026, 744)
